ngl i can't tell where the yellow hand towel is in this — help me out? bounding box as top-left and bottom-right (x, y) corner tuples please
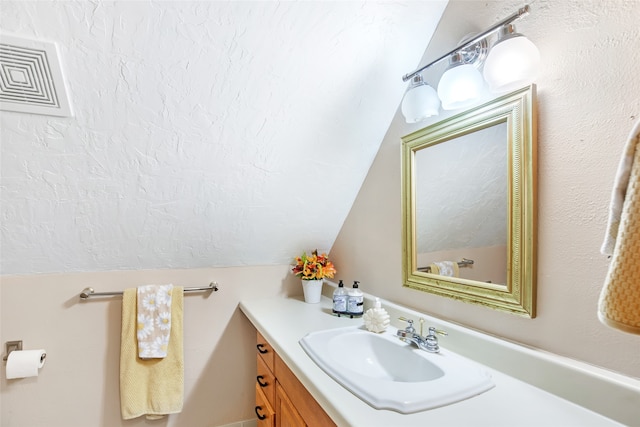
(598, 120), (640, 334)
(120, 287), (184, 420)
(428, 263), (440, 275)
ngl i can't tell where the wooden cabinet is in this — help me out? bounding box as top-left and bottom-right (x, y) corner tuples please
(255, 331), (336, 427)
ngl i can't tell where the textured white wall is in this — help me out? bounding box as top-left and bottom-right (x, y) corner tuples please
(331, 0), (640, 379)
(0, 0), (447, 275)
(0, 2), (451, 425)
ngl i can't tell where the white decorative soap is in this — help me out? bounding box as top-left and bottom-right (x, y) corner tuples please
(363, 297), (391, 333)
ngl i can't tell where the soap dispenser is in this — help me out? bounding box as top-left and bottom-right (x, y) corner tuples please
(363, 298), (390, 333)
(332, 280), (347, 316)
(347, 281), (364, 318)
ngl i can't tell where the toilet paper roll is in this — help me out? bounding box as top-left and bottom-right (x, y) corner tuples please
(6, 349), (46, 379)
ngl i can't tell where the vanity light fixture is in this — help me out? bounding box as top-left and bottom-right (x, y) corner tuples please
(482, 24), (540, 93)
(401, 74), (440, 123)
(437, 52), (485, 110)
(400, 4), (538, 122)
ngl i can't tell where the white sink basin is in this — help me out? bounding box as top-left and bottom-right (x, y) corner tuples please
(299, 325), (494, 413)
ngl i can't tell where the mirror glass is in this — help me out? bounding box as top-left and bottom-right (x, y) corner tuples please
(415, 122), (508, 284)
(402, 85), (537, 317)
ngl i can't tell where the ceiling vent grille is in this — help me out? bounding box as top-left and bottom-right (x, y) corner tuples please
(0, 34), (72, 117)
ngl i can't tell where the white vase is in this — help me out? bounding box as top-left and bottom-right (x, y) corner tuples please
(301, 279), (323, 304)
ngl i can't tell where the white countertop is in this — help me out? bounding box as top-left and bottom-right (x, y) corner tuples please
(240, 295), (626, 427)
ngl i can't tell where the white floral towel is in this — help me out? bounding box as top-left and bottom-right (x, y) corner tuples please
(137, 284), (173, 359)
(431, 261), (459, 277)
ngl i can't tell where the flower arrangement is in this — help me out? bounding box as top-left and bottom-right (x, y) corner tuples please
(292, 250), (336, 281)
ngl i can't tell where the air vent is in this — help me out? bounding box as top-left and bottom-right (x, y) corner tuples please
(0, 34), (72, 117)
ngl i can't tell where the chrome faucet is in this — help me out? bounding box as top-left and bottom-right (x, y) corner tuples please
(396, 318), (447, 353)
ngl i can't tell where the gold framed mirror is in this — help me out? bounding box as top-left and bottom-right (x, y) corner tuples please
(402, 85), (537, 317)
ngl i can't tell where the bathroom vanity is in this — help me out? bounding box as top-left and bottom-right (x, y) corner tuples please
(240, 294), (639, 426)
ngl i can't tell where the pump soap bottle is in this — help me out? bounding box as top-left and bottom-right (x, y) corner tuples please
(347, 281), (364, 318)
(332, 280), (347, 316)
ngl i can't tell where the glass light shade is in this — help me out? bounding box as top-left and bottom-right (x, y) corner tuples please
(437, 63), (484, 110)
(401, 76), (440, 123)
(483, 34), (540, 93)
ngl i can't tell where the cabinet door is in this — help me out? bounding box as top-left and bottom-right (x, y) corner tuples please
(275, 353), (336, 427)
(275, 382), (305, 427)
(256, 384), (275, 427)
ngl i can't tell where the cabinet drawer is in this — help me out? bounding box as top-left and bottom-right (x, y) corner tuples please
(257, 352), (276, 408)
(256, 383), (275, 427)
(257, 331), (275, 372)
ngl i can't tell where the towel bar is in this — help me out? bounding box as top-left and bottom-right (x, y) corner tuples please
(79, 282), (219, 300)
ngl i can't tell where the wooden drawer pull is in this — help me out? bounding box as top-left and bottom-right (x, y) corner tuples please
(255, 406), (267, 420)
(257, 344), (268, 354)
(257, 375), (268, 387)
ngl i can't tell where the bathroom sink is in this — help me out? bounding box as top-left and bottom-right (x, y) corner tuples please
(299, 325), (494, 413)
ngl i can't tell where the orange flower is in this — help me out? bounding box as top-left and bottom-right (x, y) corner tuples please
(324, 262), (336, 279)
(292, 249), (336, 280)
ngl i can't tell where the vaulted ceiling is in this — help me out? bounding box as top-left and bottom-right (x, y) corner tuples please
(0, 0), (447, 275)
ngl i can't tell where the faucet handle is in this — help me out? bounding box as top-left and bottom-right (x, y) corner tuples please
(398, 317), (416, 333)
(424, 327), (447, 353)
(428, 326), (448, 337)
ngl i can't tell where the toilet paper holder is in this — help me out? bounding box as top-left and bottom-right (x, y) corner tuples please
(3, 341), (23, 361)
(3, 341), (47, 363)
